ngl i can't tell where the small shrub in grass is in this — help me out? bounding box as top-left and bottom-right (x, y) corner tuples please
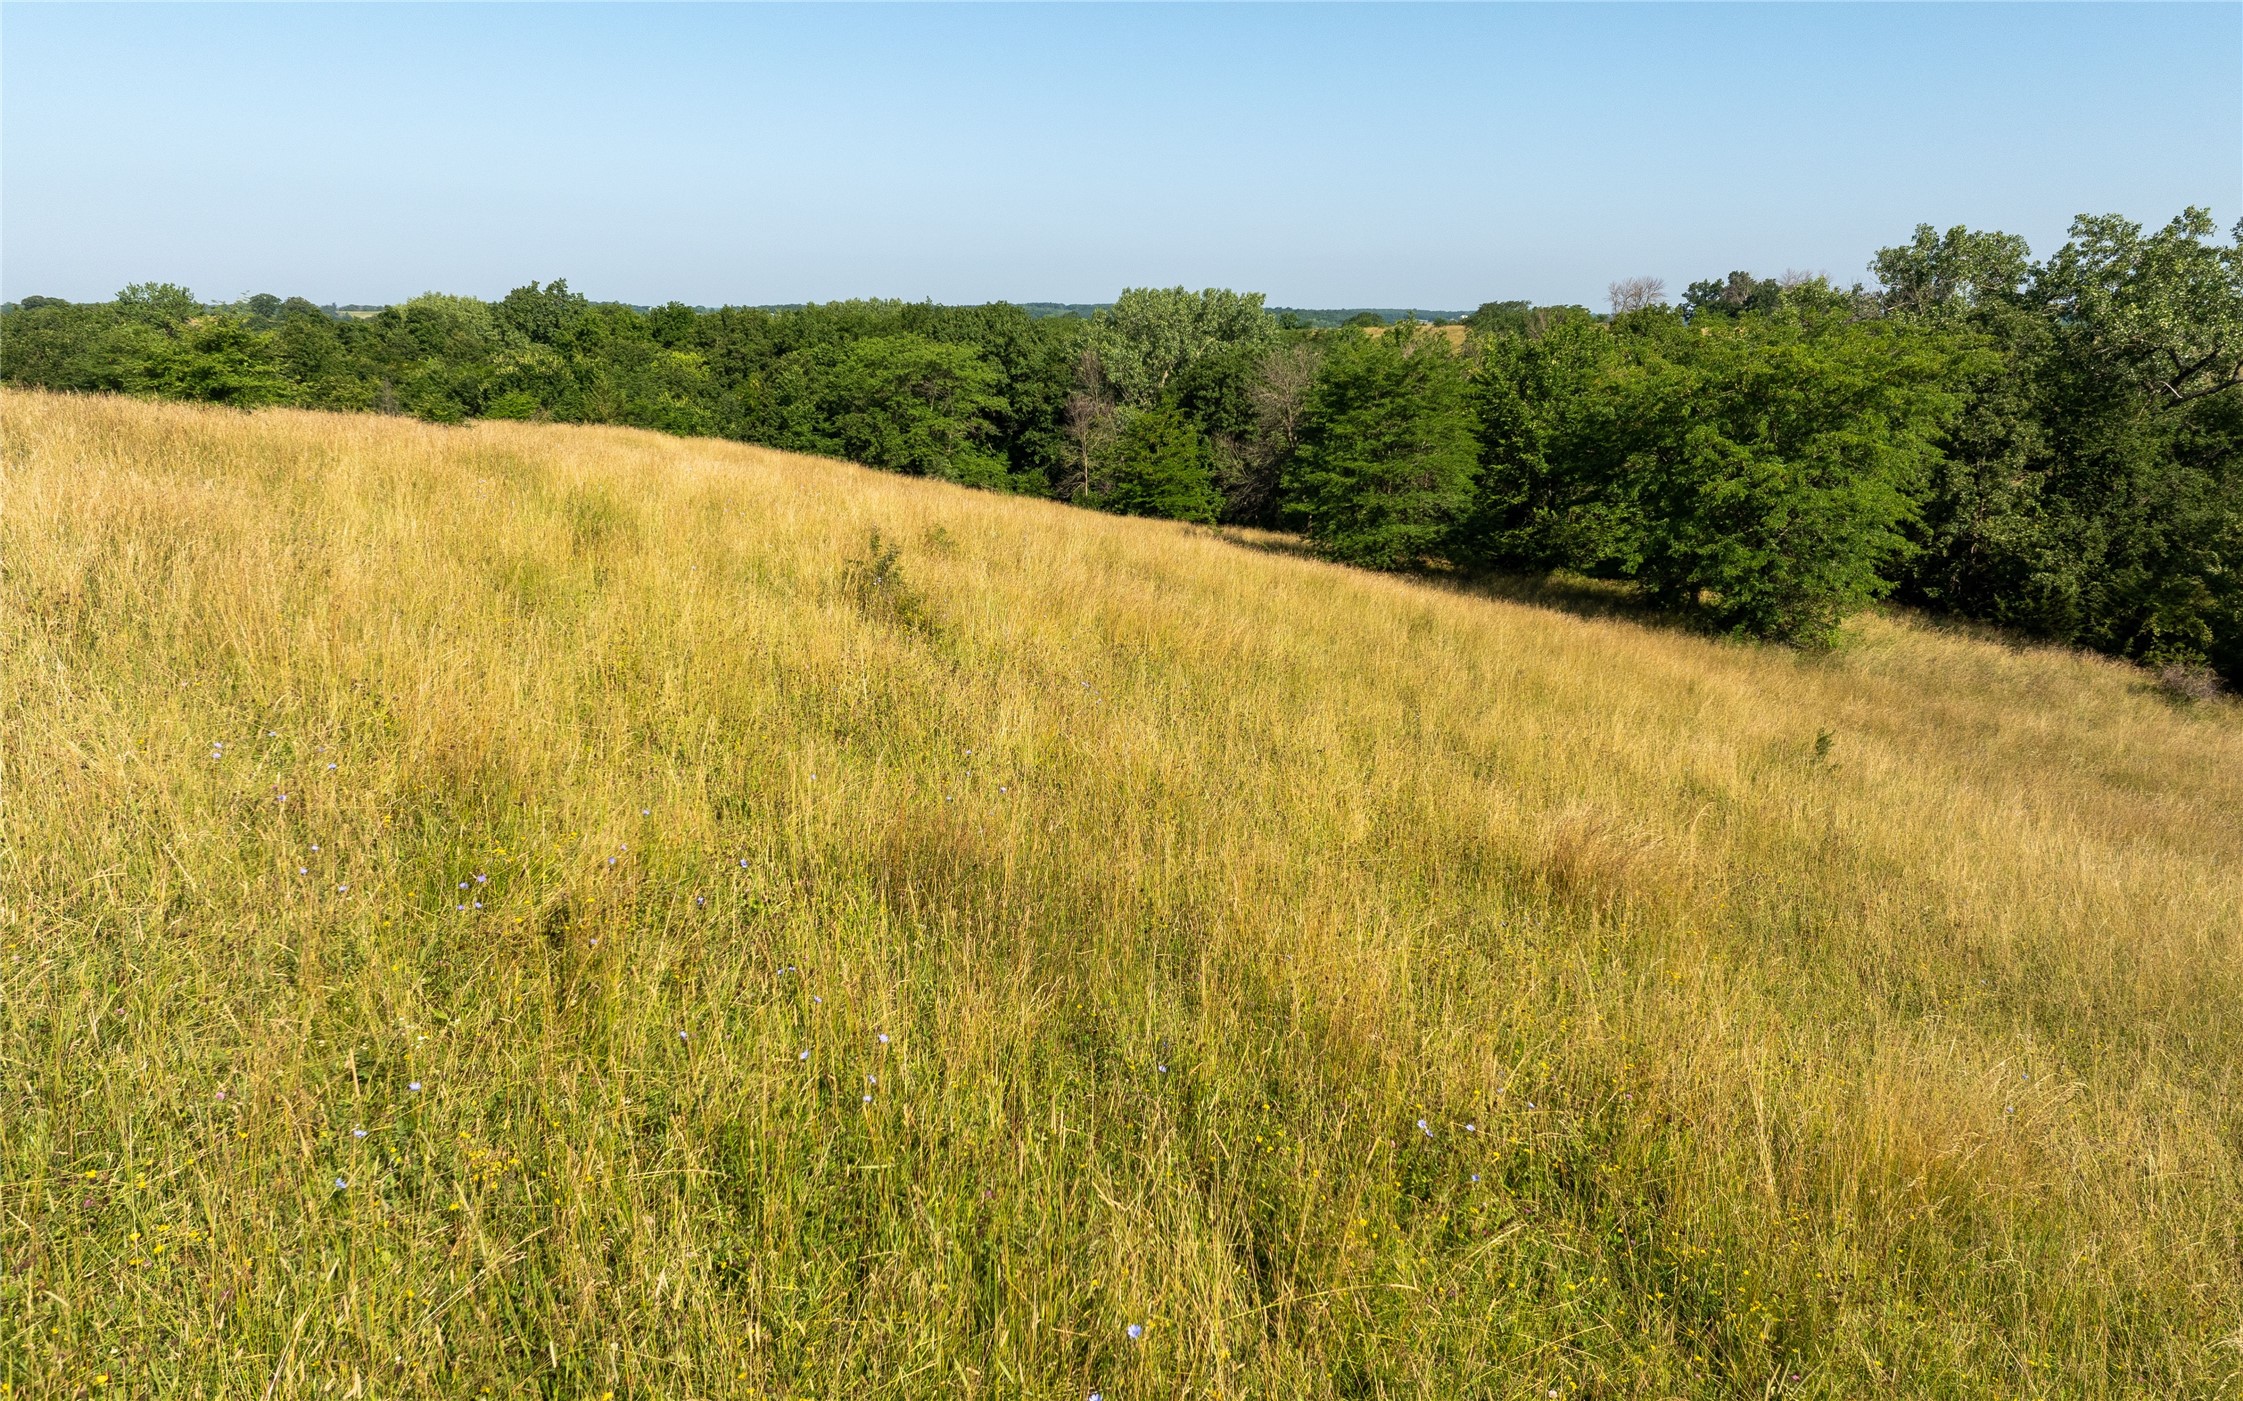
(842, 528), (933, 632)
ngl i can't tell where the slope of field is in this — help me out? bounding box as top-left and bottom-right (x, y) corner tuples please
(4, 389), (2240, 1399)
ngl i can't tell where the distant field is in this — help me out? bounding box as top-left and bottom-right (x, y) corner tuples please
(5, 390), (2240, 1398)
(1360, 323), (1471, 346)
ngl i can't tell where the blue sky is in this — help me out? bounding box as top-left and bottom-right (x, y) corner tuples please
(3, 3), (2236, 309)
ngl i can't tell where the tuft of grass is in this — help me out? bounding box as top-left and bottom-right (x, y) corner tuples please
(2157, 660), (2228, 704)
(4, 388), (2240, 1398)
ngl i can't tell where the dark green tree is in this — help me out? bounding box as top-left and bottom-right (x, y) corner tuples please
(1459, 304), (1972, 644)
(793, 334), (1012, 487)
(1683, 271), (1782, 321)
(495, 279), (590, 348)
(1465, 301), (1533, 336)
(1618, 314), (1969, 641)
(1453, 313), (1636, 572)
(1104, 403), (1222, 522)
(148, 316), (291, 406)
(1885, 209), (2243, 679)
(0, 298), (146, 392)
(113, 283), (202, 329)
(647, 301), (701, 349)
(1284, 326), (1478, 569)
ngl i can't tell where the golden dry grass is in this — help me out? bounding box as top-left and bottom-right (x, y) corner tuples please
(4, 388), (2240, 1398)
(1360, 324), (1470, 346)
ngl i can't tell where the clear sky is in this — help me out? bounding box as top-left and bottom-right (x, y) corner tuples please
(3, 3), (2236, 310)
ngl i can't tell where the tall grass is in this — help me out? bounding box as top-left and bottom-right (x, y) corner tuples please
(4, 389), (2239, 1398)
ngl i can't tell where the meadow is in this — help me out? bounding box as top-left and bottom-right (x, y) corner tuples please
(4, 388), (2240, 1398)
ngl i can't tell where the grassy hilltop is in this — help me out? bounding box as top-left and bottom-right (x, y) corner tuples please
(4, 389), (2240, 1398)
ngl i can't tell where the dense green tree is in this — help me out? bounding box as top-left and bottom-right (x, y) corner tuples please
(1885, 209), (2243, 678)
(495, 279), (590, 348)
(1617, 312), (1968, 641)
(148, 316), (292, 406)
(932, 302), (1082, 492)
(1465, 300), (1534, 336)
(1683, 271), (1783, 320)
(0, 298), (145, 393)
(1465, 300), (1596, 341)
(788, 335), (1012, 487)
(1164, 340), (1263, 446)
(1453, 313), (1635, 572)
(1104, 402), (1223, 523)
(1284, 326), (1477, 569)
(647, 300), (701, 350)
(1460, 300), (1972, 644)
(113, 282), (202, 329)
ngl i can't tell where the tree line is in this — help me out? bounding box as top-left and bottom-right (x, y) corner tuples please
(5, 207), (2238, 683)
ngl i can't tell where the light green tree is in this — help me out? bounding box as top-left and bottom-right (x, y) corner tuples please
(2035, 207), (2243, 407)
(1089, 287), (1278, 407)
(1871, 223), (2032, 315)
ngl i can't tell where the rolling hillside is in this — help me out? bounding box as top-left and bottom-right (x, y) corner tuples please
(5, 389), (2240, 1398)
